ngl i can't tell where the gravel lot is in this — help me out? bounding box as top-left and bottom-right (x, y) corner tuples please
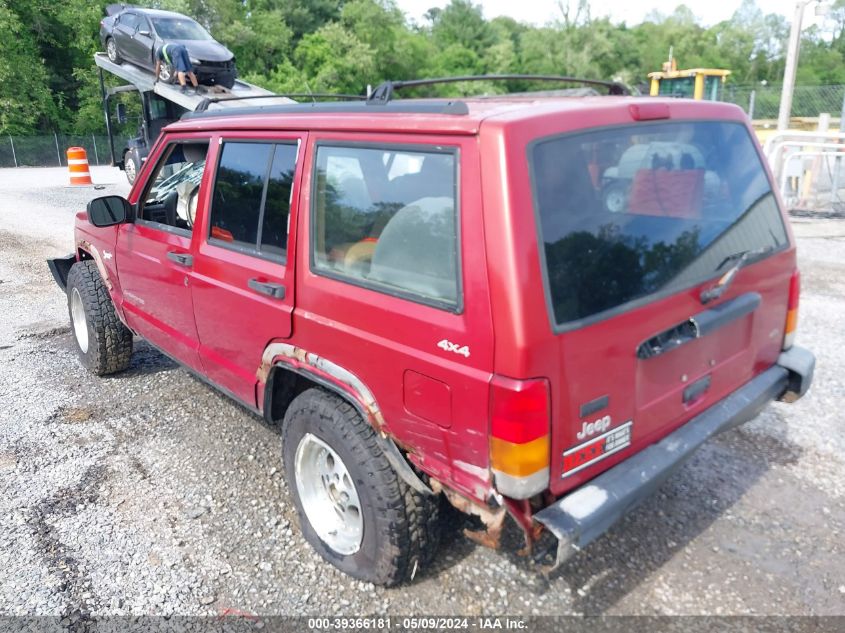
(0, 166), (844, 618)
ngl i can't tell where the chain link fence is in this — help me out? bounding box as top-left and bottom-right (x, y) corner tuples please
(3, 86), (845, 166)
(0, 133), (133, 169)
(724, 84), (845, 121)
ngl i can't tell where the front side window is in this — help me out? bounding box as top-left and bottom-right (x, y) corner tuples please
(530, 121), (788, 328)
(208, 141), (297, 261)
(704, 76), (723, 101)
(120, 13), (140, 30)
(140, 141), (209, 232)
(311, 144), (459, 308)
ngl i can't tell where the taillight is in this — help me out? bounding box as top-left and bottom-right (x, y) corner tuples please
(489, 376), (550, 499)
(783, 271), (800, 349)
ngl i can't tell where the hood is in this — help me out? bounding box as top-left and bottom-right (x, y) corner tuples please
(175, 40), (233, 63)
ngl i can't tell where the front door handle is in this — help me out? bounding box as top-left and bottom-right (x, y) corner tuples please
(248, 278), (285, 300)
(167, 251), (193, 267)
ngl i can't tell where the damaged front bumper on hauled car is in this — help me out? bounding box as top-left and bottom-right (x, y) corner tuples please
(534, 345), (815, 571)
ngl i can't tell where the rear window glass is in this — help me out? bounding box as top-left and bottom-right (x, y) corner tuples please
(530, 121), (788, 327)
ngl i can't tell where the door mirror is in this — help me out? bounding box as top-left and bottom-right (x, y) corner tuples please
(116, 102), (127, 125)
(87, 196), (131, 227)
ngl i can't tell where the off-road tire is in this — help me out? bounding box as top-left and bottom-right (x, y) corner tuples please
(282, 388), (441, 586)
(66, 260), (133, 376)
(106, 37), (122, 64)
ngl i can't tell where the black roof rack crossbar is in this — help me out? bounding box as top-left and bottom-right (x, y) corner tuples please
(368, 74), (629, 102)
(195, 92), (366, 112)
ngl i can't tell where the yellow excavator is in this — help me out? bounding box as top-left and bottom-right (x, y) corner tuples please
(648, 54), (731, 101)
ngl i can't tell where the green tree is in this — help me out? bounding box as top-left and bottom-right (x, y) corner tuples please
(294, 23), (375, 94)
(0, 0), (58, 133)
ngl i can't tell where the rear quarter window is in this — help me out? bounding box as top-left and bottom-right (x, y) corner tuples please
(311, 143), (460, 310)
(529, 120), (788, 329)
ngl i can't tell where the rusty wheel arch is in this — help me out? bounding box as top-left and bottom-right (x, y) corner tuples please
(262, 358), (433, 497)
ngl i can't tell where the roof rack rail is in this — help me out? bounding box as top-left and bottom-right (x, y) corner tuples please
(195, 92), (366, 112)
(367, 74), (629, 102)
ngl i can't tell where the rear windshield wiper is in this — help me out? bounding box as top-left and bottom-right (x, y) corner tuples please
(700, 245), (774, 304)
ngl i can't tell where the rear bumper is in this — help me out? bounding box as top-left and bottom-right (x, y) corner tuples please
(534, 345), (815, 570)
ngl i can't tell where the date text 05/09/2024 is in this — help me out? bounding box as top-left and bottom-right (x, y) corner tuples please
(306, 617), (528, 630)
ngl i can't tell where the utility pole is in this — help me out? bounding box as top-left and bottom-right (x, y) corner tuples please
(778, 1), (810, 131)
(778, 1), (830, 131)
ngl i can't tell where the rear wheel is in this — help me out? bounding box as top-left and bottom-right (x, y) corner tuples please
(106, 37), (122, 64)
(603, 180), (629, 213)
(283, 388), (441, 586)
(66, 260), (133, 376)
(123, 149), (139, 185)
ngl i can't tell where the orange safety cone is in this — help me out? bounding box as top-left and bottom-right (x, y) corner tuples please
(67, 147), (93, 186)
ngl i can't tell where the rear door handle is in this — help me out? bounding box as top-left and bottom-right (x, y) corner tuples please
(167, 251), (193, 267)
(248, 278), (285, 300)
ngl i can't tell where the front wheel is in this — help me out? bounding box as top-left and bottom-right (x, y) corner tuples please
(158, 63), (176, 84)
(66, 260), (133, 376)
(283, 388), (441, 586)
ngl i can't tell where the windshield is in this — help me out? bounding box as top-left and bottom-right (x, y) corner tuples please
(152, 18), (211, 40)
(530, 120), (788, 328)
(658, 77), (695, 98)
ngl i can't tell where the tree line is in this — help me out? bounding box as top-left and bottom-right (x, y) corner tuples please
(3, 0), (845, 135)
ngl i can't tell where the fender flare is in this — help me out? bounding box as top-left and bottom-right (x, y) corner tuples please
(76, 241), (133, 330)
(259, 343), (433, 496)
(77, 240), (113, 291)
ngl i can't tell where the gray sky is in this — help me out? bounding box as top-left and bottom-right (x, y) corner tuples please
(394, 0), (825, 28)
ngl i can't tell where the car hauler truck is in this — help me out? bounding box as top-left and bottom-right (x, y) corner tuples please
(95, 52), (291, 183)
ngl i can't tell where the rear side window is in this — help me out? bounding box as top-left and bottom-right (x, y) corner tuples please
(311, 144), (459, 309)
(530, 121), (788, 328)
(209, 141), (297, 261)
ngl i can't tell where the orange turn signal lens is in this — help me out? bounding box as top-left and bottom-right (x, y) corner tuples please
(784, 271), (800, 349)
(490, 435), (549, 477)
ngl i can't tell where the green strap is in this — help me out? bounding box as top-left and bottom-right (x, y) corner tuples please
(162, 44), (171, 64)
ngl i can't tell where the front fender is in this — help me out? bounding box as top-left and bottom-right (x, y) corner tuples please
(74, 212), (129, 326)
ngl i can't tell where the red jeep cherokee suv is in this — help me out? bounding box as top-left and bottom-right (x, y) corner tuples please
(49, 82), (815, 585)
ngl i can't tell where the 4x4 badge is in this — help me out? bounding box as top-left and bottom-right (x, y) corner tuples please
(436, 338), (470, 358)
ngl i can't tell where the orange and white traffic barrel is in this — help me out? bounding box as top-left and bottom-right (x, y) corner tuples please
(67, 147), (93, 186)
